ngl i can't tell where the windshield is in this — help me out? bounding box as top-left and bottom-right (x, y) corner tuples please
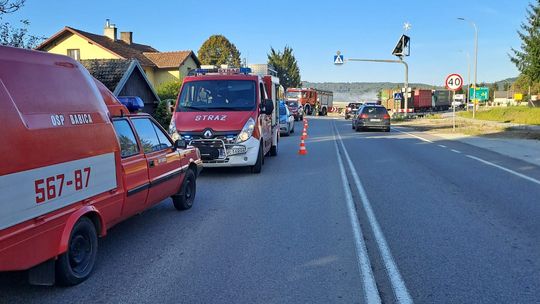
(362, 107), (388, 115)
(177, 80), (256, 111)
(286, 91), (301, 99)
(287, 101), (298, 108)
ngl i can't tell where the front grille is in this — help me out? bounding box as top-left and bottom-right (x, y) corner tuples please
(190, 139), (225, 161)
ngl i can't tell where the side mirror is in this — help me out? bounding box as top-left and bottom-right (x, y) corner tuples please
(174, 139), (188, 150)
(261, 99), (274, 115)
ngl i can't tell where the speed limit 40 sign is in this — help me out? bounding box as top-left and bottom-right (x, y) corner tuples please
(445, 74), (464, 91)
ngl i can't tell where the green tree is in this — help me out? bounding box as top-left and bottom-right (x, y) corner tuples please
(0, 0), (43, 48)
(510, 1), (540, 86)
(489, 83), (499, 101)
(156, 79), (182, 100)
(198, 35), (241, 67)
(267, 46), (301, 90)
(153, 99), (173, 129)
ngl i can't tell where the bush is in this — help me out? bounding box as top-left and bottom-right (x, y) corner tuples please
(153, 99), (173, 129)
(157, 79), (182, 101)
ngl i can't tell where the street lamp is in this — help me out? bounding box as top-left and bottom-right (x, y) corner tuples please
(459, 50), (471, 110)
(458, 17), (478, 118)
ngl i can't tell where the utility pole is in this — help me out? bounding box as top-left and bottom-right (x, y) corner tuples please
(458, 18), (479, 118)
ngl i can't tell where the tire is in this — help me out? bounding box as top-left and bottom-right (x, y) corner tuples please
(251, 142), (263, 174)
(173, 169), (196, 210)
(384, 127), (391, 132)
(322, 107), (327, 116)
(56, 217), (98, 286)
(352, 123), (355, 130)
(270, 139), (278, 156)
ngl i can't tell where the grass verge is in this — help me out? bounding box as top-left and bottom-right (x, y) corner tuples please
(458, 107), (540, 125)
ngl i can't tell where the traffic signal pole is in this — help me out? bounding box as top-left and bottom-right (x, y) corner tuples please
(346, 58), (409, 115)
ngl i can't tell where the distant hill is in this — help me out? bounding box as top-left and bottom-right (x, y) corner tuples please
(301, 78), (520, 103)
(301, 81), (440, 103)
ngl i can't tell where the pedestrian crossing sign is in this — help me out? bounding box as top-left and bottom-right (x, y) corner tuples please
(334, 53), (344, 65)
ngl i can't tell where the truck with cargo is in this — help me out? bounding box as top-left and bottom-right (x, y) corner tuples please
(0, 46), (202, 285)
(413, 89), (434, 111)
(285, 88), (333, 116)
(380, 88), (452, 113)
(169, 67), (278, 173)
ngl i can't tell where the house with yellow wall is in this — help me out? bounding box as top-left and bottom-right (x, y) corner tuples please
(36, 20), (200, 89)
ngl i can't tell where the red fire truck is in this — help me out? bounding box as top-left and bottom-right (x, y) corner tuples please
(169, 67), (279, 173)
(0, 46), (202, 285)
(285, 88), (333, 116)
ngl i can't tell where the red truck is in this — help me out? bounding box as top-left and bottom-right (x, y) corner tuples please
(0, 46), (202, 285)
(285, 88), (333, 116)
(169, 67), (278, 173)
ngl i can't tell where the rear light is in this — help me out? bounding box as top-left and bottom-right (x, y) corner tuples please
(360, 114), (368, 119)
(383, 114), (390, 119)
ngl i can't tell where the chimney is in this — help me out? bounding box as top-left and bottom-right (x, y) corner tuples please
(121, 31), (133, 45)
(104, 19), (117, 41)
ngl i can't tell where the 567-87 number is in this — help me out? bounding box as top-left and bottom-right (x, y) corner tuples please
(34, 167), (91, 204)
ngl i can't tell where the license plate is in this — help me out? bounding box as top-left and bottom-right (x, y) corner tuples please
(227, 147), (246, 156)
(370, 119), (381, 122)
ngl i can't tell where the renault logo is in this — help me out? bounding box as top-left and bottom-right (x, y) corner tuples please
(203, 129), (213, 139)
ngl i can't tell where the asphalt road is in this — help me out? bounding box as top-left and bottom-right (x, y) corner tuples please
(1, 117), (540, 303)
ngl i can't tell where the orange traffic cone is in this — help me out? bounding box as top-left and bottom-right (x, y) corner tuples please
(302, 129), (308, 139)
(298, 138), (307, 155)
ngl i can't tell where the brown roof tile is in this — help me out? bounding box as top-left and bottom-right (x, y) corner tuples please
(143, 51), (199, 68)
(37, 26), (158, 67)
(37, 26), (199, 70)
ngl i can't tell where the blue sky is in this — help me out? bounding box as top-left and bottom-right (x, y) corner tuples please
(4, 0), (531, 84)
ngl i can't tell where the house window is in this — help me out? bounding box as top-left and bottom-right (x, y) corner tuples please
(67, 49), (80, 60)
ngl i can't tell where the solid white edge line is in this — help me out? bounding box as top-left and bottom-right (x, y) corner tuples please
(333, 127), (381, 304)
(451, 149), (462, 154)
(466, 155), (540, 186)
(393, 127), (433, 143)
(335, 122), (414, 304)
(438, 145), (447, 148)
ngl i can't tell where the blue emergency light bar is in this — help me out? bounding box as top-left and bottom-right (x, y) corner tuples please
(117, 96), (144, 112)
(189, 67), (252, 76)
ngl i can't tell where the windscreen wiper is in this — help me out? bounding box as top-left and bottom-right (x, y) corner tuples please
(181, 106), (207, 111)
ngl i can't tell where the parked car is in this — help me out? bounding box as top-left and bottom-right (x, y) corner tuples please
(345, 102), (362, 119)
(0, 46), (202, 286)
(286, 100), (304, 121)
(279, 101), (295, 135)
(352, 105), (391, 132)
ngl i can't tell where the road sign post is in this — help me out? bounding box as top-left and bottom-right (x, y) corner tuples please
(445, 74), (464, 132)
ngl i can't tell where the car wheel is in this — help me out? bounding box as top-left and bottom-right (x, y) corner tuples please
(251, 142), (263, 174)
(385, 127), (391, 132)
(173, 169), (196, 210)
(56, 217), (98, 286)
(352, 123), (355, 129)
(270, 139), (278, 156)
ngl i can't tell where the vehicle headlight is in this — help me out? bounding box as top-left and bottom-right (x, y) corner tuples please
(236, 117), (255, 143)
(169, 116), (181, 141)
